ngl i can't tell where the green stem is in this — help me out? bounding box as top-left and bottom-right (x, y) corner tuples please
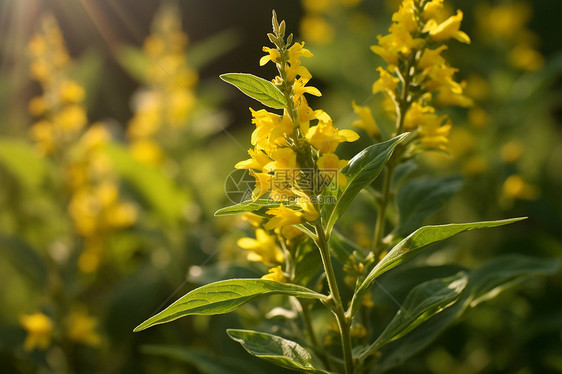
(314, 222), (354, 374)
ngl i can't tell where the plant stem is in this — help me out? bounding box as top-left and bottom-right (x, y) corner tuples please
(314, 222), (354, 374)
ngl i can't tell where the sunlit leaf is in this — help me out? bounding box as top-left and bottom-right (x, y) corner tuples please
(215, 199), (294, 216)
(220, 73), (286, 109)
(325, 134), (407, 232)
(357, 273), (467, 359)
(373, 254), (558, 372)
(348, 218), (526, 318)
(134, 279), (327, 332)
(227, 329), (330, 373)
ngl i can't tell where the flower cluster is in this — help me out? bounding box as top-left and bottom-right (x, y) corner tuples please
(235, 13), (359, 279)
(127, 3), (198, 166)
(355, 0), (472, 152)
(28, 16), (136, 273)
(28, 14), (87, 156)
(19, 307), (101, 352)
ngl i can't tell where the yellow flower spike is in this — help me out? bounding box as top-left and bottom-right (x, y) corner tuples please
(264, 205), (304, 231)
(19, 312), (53, 352)
(423, 10), (471, 44)
(66, 307), (102, 347)
(317, 153), (349, 187)
(262, 266), (286, 283)
(237, 229), (284, 266)
(352, 101), (379, 137)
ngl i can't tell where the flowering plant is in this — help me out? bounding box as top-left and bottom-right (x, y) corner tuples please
(134, 2), (557, 373)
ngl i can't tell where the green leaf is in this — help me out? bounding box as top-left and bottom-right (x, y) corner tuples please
(134, 279), (327, 332)
(357, 273), (467, 359)
(188, 30), (240, 70)
(116, 45), (150, 82)
(227, 329), (330, 373)
(325, 134), (407, 232)
(348, 218), (526, 318)
(142, 345), (265, 374)
(397, 176), (462, 236)
(373, 254), (558, 372)
(220, 73), (286, 109)
(215, 199), (289, 216)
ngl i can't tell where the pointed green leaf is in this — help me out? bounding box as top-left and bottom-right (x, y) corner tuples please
(348, 218), (526, 318)
(357, 273), (467, 359)
(220, 73), (286, 109)
(326, 134), (407, 232)
(373, 254), (558, 371)
(227, 329), (330, 373)
(134, 279), (327, 332)
(215, 199), (293, 216)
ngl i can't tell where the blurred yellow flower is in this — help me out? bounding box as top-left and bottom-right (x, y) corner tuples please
(237, 229), (284, 266)
(352, 101), (379, 137)
(19, 313), (53, 352)
(300, 15), (335, 45)
(503, 174), (539, 200)
(66, 308), (101, 347)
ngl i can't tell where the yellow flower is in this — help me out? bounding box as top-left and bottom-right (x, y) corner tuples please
(60, 80), (86, 103)
(262, 266), (286, 282)
(264, 205), (303, 230)
(503, 175), (539, 201)
(237, 229), (284, 266)
(300, 15), (335, 45)
(418, 118), (451, 151)
(28, 97), (47, 116)
(352, 101), (379, 137)
(235, 147), (272, 171)
(19, 313), (53, 352)
(260, 46), (281, 66)
(264, 147), (298, 173)
(508, 44), (544, 72)
(423, 10), (470, 44)
(372, 67), (399, 96)
(317, 153), (348, 187)
(66, 307), (101, 347)
(306, 120), (359, 154)
(249, 170), (273, 200)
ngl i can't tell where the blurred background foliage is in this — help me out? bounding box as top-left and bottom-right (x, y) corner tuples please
(0, 0), (560, 373)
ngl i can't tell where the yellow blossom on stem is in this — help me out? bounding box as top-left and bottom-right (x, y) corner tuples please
(262, 266), (286, 282)
(237, 229), (284, 266)
(264, 205), (304, 231)
(423, 10), (471, 44)
(66, 307), (102, 347)
(352, 101), (379, 137)
(306, 120), (359, 154)
(19, 313), (53, 352)
(317, 153), (349, 187)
